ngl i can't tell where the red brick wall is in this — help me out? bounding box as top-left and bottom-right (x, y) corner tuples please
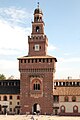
(28, 35), (48, 56)
(18, 6), (57, 115)
(19, 58), (56, 114)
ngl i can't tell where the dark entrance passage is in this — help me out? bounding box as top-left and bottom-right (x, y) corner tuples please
(15, 106), (20, 114)
(2, 106), (7, 114)
(55, 109), (58, 115)
(32, 103), (40, 114)
(34, 103), (37, 113)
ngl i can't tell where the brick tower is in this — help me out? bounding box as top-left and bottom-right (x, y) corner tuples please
(18, 3), (57, 115)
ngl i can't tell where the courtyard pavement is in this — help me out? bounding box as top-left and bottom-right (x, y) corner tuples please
(0, 115), (80, 120)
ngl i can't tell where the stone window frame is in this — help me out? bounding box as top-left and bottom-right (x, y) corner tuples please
(10, 108), (12, 112)
(36, 26), (40, 33)
(72, 96), (76, 102)
(30, 78), (43, 92)
(17, 102), (20, 105)
(60, 105), (65, 113)
(9, 95), (12, 100)
(33, 82), (40, 90)
(17, 95), (20, 100)
(73, 105), (78, 113)
(10, 101), (12, 105)
(3, 96), (7, 101)
(64, 96), (69, 102)
(35, 44), (39, 51)
(53, 95), (59, 103)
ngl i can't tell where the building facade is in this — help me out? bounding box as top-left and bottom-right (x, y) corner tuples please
(0, 79), (80, 115)
(0, 4), (79, 116)
(53, 79), (80, 116)
(18, 4), (57, 115)
(0, 80), (20, 114)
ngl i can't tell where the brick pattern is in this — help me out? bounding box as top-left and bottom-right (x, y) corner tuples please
(19, 57), (56, 114)
(54, 79), (80, 95)
(28, 35), (48, 56)
(18, 6), (57, 115)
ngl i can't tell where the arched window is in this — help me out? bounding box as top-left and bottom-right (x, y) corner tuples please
(3, 96), (7, 101)
(64, 96), (69, 102)
(9, 95), (12, 100)
(60, 106), (65, 113)
(73, 105), (78, 113)
(31, 79), (42, 92)
(37, 16), (39, 21)
(72, 96), (76, 102)
(53, 95), (59, 102)
(17, 95), (20, 100)
(40, 17), (42, 21)
(36, 26), (39, 32)
(33, 82), (40, 90)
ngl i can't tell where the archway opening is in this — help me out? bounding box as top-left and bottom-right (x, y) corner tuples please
(32, 103), (40, 114)
(36, 26), (39, 32)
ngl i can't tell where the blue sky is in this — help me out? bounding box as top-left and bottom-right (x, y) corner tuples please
(0, 0), (80, 79)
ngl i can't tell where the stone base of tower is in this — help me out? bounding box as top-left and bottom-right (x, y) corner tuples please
(20, 97), (53, 115)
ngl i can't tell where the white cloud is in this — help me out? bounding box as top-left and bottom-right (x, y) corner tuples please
(0, 7), (32, 25)
(0, 20), (31, 78)
(0, 7), (32, 78)
(0, 19), (31, 55)
(0, 48), (19, 55)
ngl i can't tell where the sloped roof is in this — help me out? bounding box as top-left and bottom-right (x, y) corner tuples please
(54, 79), (80, 96)
(54, 79), (80, 82)
(53, 86), (80, 96)
(18, 55), (57, 62)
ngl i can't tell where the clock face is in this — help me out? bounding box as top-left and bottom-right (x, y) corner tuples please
(35, 44), (39, 51)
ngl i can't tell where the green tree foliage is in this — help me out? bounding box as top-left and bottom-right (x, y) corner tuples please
(0, 74), (6, 80)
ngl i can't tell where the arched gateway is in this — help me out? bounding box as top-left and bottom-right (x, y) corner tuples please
(32, 103), (40, 114)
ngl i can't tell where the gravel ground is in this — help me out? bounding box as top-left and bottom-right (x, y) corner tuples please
(0, 115), (80, 120)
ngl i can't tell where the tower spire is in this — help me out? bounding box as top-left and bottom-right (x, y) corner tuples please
(37, 2), (39, 8)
